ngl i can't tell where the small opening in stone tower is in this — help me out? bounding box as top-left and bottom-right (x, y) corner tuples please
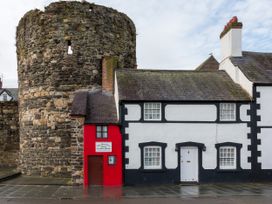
(67, 40), (73, 55)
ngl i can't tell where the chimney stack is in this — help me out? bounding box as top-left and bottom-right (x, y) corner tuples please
(102, 56), (118, 93)
(220, 16), (242, 61)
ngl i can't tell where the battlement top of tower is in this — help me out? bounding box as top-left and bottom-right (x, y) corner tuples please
(18, 1), (134, 27)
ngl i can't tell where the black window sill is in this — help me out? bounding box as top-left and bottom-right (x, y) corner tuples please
(216, 168), (242, 173)
(139, 168), (166, 173)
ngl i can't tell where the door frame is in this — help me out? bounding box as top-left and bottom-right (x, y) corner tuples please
(175, 142), (205, 183)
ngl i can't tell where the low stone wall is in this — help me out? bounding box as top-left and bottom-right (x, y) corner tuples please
(0, 102), (19, 167)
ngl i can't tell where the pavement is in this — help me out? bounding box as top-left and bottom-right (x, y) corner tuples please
(1, 174), (272, 203)
(2, 196), (272, 204)
(0, 175), (71, 186)
(1, 182), (272, 200)
(0, 172), (271, 204)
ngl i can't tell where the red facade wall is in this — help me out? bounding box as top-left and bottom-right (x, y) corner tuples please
(84, 124), (123, 186)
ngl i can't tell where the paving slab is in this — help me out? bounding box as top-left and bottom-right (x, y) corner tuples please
(0, 175), (71, 185)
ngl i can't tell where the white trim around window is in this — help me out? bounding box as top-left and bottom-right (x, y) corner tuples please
(219, 103), (236, 121)
(143, 146), (162, 169)
(219, 146), (237, 170)
(144, 103), (161, 121)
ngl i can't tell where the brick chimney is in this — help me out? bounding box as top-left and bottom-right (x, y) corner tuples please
(220, 16), (242, 60)
(102, 56), (118, 93)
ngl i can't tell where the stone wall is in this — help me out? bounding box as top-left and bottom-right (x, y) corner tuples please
(70, 117), (84, 184)
(16, 1), (136, 182)
(0, 102), (19, 167)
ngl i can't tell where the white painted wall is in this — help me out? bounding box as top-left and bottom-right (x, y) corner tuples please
(256, 86), (272, 126)
(219, 58), (253, 96)
(257, 128), (272, 169)
(165, 105), (216, 121)
(125, 104), (141, 121)
(221, 28), (242, 60)
(125, 122), (251, 170)
(240, 104), (250, 122)
(0, 91), (12, 101)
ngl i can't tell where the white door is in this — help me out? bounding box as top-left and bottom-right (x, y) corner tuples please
(180, 146), (199, 182)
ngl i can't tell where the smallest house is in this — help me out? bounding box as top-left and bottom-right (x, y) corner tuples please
(71, 57), (123, 186)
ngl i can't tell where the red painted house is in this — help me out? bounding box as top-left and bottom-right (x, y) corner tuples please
(71, 57), (123, 186)
(84, 124), (122, 186)
(72, 89), (122, 186)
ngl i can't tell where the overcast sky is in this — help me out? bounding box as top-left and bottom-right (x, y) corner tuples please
(1, 0), (272, 88)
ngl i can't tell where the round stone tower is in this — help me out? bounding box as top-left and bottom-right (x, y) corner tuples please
(16, 1), (136, 178)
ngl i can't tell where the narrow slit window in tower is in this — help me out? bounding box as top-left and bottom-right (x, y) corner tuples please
(67, 40), (73, 55)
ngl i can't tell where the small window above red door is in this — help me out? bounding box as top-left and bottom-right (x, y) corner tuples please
(96, 125), (108, 138)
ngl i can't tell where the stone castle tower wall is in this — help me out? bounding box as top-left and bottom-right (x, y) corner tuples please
(16, 1), (136, 179)
(0, 102), (19, 168)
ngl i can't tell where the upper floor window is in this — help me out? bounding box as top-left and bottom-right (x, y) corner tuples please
(144, 103), (161, 121)
(143, 146), (162, 169)
(3, 93), (7, 101)
(96, 125), (108, 138)
(219, 146), (236, 169)
(220, 103), (236, 121)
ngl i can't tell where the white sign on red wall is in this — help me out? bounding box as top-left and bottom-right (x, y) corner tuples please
(95, 142), (112, 152)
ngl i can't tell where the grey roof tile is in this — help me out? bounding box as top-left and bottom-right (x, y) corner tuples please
(117, 69), (251, 101)
(71, 89), (118, 124)
(195, 55), (219, 72)
(230, 51), (272, 83)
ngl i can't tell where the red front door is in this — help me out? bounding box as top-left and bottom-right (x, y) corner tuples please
(88, 156), (103, 185)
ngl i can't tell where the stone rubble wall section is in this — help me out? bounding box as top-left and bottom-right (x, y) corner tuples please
(0, 102), (19, 167)
(16, 1), (136, 182)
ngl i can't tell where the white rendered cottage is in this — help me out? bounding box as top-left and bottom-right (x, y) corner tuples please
(72, 17), (272, 185)
(114, 17), (272, 185)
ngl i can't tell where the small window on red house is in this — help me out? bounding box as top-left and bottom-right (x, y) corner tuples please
(96, 125), (108, 138)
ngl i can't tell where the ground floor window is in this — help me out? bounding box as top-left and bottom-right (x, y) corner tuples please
(215, 142), (242, 170)
(219, 146), (236, 169)
(139, 142), (167, 171)
(144, 146), (162, 169)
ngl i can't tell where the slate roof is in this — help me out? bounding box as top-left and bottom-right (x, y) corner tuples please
(0, 88), (18, 101)
(230, 51), (272, 83)
(71, 89), (118, 124)
(195, 55), (219, 71)
(116, 69), (251, 101)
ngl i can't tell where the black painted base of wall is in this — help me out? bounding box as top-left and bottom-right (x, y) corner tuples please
(125, 169), (179, 185)
(125, 169), (272, 185)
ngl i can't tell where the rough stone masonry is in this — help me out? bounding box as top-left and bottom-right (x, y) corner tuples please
(0, 102), (19, 168)
(16, 1), (136, 184)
